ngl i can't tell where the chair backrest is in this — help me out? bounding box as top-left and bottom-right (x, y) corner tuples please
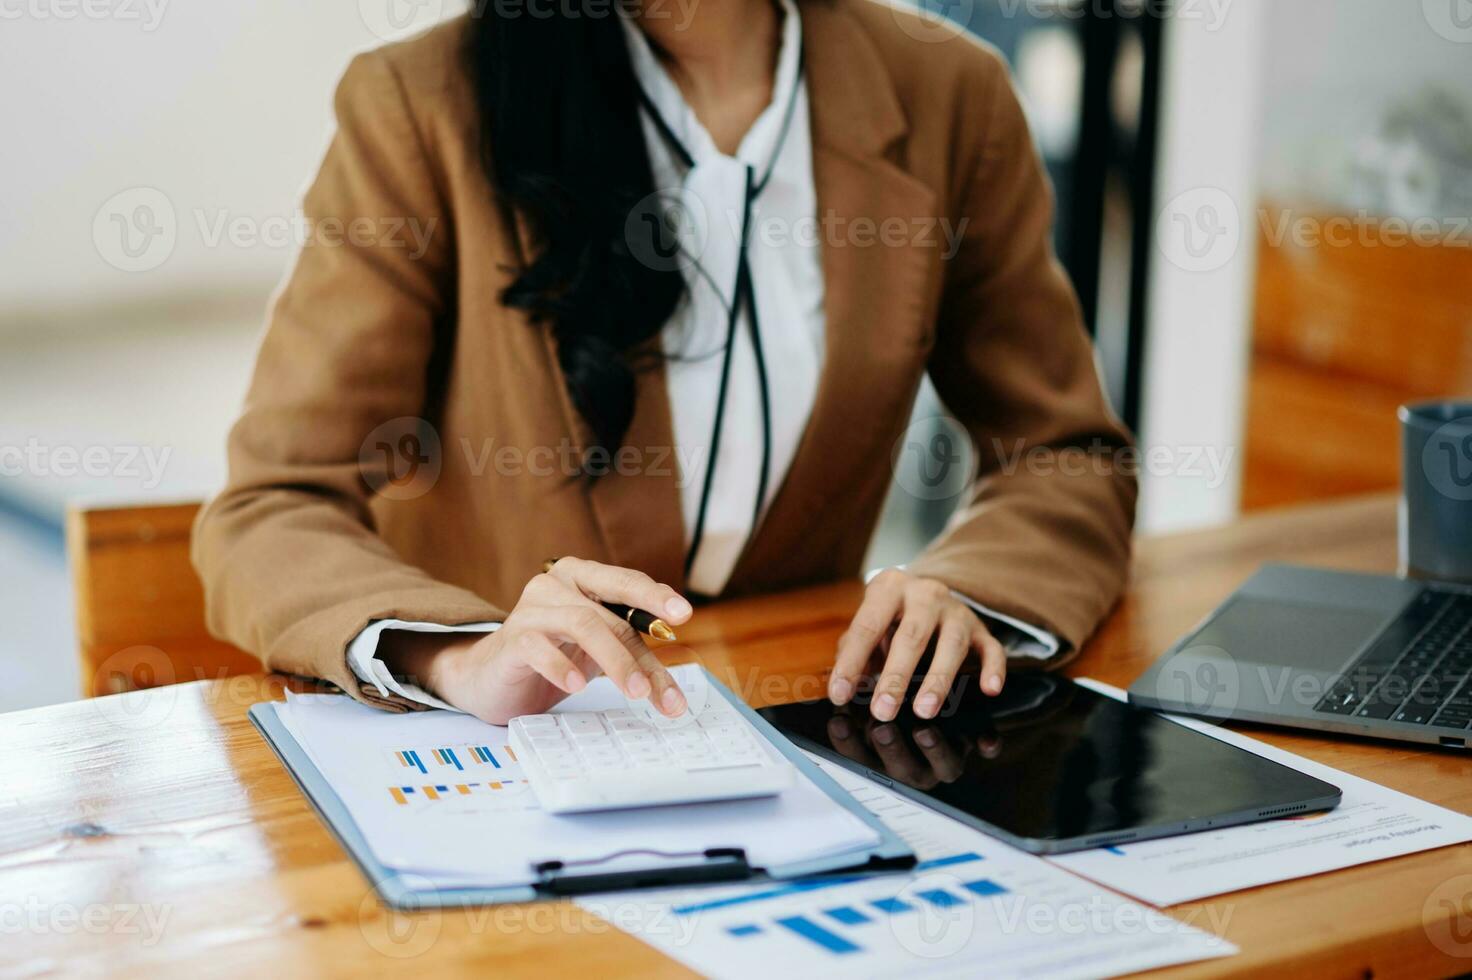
(66, 501), (259, 697)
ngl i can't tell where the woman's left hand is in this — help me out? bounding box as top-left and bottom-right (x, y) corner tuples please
(828, 569), (1006, 722)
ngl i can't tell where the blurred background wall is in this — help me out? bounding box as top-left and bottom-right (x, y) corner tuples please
(1, 0), (1468, 710)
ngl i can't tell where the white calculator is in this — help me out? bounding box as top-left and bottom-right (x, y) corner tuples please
(508, 700), (794, 814)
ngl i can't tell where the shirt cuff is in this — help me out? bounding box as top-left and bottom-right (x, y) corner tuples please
(864, 567), (1062, 661)
(346, 619), (501, 712)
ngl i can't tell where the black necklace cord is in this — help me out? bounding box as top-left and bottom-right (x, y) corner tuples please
(632, 57), (805, 579)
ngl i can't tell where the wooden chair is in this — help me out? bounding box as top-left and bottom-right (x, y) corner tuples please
(66, 500), (260, 697)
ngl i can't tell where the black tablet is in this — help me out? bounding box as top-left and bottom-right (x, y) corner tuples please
(760, 673), (1341, 854)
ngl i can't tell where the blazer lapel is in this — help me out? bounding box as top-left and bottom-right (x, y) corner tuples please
(727, 1), (942, 595)
(517, 207), (689, 591)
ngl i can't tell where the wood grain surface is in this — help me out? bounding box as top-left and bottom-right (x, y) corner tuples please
(8, 495), (1472, 978)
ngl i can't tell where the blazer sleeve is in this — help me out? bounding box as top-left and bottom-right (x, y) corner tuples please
(191, 51), (505, 710)
(906, 52), (1138, 661)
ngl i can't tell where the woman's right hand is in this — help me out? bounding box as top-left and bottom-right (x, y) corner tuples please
(381, 558), (694, 726)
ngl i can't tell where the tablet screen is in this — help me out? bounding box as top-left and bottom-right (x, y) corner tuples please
(760, 673), (1340, 853)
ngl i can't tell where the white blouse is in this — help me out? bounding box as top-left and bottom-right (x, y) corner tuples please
(348, 1), (1056, 709)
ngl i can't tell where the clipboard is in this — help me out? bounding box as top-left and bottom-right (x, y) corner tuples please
(250, 668), (914, 908)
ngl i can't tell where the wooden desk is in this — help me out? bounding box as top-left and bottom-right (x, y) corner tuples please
(5, 495), (1471, 977)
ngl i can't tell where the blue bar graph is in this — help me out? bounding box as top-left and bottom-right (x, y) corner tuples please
(963, 878), (1008, 898)
(917, 889), (964, 909)
(775, 916), (862, 954)
(704, 852), (1014, 958)
(871, 897), (914, 915)
(916, 852), (985, 871)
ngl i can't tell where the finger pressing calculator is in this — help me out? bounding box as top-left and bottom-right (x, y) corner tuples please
(508, 700), (794, 814)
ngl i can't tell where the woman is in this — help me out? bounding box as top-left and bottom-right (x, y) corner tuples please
(193, 0), (1135, 728)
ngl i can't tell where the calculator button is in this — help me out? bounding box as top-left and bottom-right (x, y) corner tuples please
(682, 758), (763, 772)
(561, 714), (606, 735)
(518, 714), (558, 729)
(702, 724), (745, 741)
(609, 718), (651, 733)
(696, 711), (738, 729)
(604, 708), (634, 721)
(571, 731), (615, 747)
(616, 732), (658, 747)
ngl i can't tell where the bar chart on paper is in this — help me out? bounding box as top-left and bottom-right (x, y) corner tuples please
(675, 850), (1014, 957)
(577, 758), (1236, 980)
(384, 742), (534, 814)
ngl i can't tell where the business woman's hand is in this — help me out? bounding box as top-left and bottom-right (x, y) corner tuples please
(382, 558), (693, 726)
(828, 569), (1006, 722)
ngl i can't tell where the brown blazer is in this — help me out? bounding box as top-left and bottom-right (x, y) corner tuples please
(192, 0), (1137, 711)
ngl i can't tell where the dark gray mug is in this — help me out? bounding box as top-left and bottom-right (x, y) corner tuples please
(1400, 401), (1472, 582)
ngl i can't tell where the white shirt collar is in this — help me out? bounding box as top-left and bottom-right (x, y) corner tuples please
(619, 0), (803, 170)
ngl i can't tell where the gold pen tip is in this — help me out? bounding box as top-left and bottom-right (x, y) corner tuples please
(649, 620), (677, 642)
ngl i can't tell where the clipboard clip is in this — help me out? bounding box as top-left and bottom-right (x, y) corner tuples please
(533, 847), (752, 895)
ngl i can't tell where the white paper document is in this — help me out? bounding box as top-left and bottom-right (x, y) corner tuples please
(576, 757), (1236, 979)
(274, 664), (878, 888)
(1048, 680), (1472, 906)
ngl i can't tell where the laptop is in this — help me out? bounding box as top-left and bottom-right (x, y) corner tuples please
(1130, 564), (1472, 749)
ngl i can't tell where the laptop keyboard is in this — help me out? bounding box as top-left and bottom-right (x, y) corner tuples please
(1314, 589), (1472, 728)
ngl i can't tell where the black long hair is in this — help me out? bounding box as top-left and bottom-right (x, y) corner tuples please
(463, 7), (685, 460)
